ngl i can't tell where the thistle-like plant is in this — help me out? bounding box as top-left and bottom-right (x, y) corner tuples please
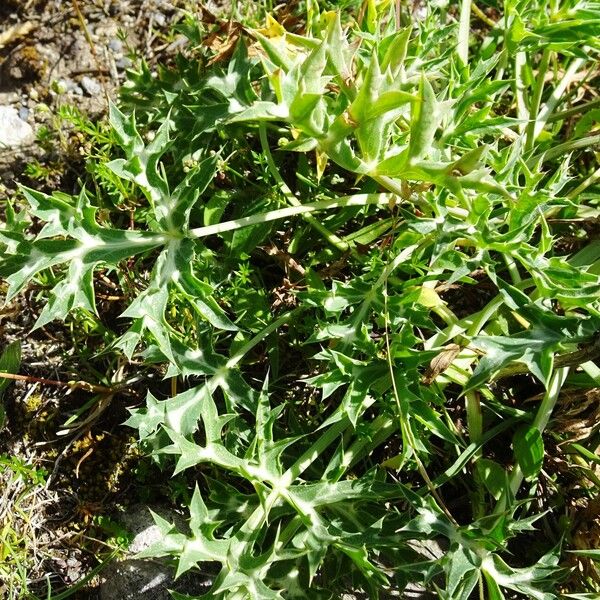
(2, 1), (600, 598)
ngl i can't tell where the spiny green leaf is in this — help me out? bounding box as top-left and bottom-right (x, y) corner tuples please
(467, 323), (566, 390)
(380, 28), (410, 77)
(408, 74), (441, 163)
(0, 227), (165, 325)
(118, 238), (236, 360)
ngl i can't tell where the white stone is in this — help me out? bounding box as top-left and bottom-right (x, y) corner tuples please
(81, 76), (102, 97)
(0, 106), (34, 148)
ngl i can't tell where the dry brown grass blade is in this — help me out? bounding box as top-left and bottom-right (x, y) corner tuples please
(70, 0), (109, 99)
(0, 22), (35, 49)
(0, 371), (121, 395)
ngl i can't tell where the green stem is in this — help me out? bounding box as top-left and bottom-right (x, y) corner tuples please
(466, 295), (504, 338)
(466, 388), (485, 519)
(466, 390), (483, 446)
(373, 174), (469, 219)
(525, 49), (550, 152)
(344, 416), (396, 472)
(283, 415), (351, 485)
(535, 57), (586, 136)
(227, 311), (296, 369)
(425, 287), (515, 351)
(276, 515), (303, 548)
(458, 0), (472, 67)
(527, 134), (600, 167)
(259, 124), (351, 253)
(567, 165), (600, 201)
(495, 367), (569, 513)
(339, 242), (422, 352)
(547, 97), (600, 123)
(471, 2), (496, 28)
(504, 254), (522, 285)
(432, 302), (460, 327)
(514, 52), (528, 134)
(187, 193), (392, 240)
(383, 276), (458, 524)
(531, 367), (569, 433)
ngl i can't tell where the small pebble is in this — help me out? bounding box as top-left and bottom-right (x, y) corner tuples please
(116, 57), (132, 69)
(19, 106), (30, 120)
(81, 76), (102, 97)
(0, 105), (34, 148)
(67, 568), (80, 582)
(108, 38), (123, 53)
(152, 12), (166, 26)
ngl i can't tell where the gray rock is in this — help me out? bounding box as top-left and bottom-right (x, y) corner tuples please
(108, 38), (123, 53)
(123, 505), (189, 553)
(81, 76), (102, 97)
(0, 106), (34, 148)
(100, 559), (177, 600)
(116, 57), (132, 70)
(0, 92), (20, 105)
(99, 506), (214, 600)
(68, 34), (96, 72)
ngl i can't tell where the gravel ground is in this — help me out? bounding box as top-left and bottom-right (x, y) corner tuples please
(0, 0), (191, 191)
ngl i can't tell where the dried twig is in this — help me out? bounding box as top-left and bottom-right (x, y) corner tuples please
(0, 371), (135, 396)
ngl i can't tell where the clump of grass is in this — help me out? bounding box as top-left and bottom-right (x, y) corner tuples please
(0, 454), (52, 599)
